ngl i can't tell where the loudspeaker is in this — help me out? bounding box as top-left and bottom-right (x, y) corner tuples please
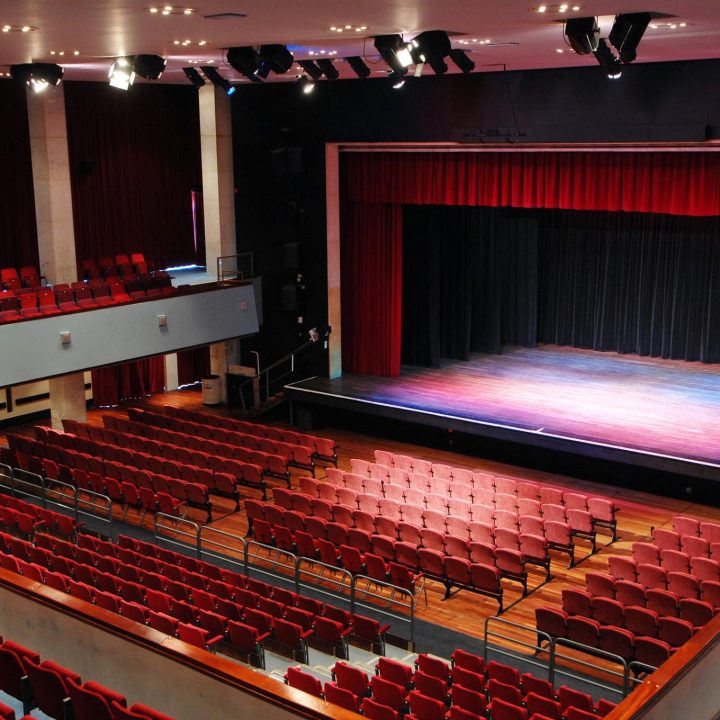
(270, 147), (303, 175)
(282, 284), (297, 311)
(283, 242), (299, 269)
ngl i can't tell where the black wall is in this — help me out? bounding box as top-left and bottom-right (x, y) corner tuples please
(230, 59), (720, 367)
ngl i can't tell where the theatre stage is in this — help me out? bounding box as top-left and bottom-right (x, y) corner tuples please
(285, 346), (720, 484)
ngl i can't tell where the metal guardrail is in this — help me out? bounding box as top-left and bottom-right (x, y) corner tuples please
(154, 513), (201, 558)
(0, 464), (113, 537)
(198, 525), (247, 570)
(485, 617), (649, 700)
(217, 252), (254, 285)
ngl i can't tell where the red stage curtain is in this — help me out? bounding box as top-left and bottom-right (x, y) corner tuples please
(344, 151), (720, 217)
(177, 346), (211, 386)
(91, 357), (166, 407)
(64, 82), (203, 272)
(341, 202), (403, 376)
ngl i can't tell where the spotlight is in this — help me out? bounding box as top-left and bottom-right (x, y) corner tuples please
(297, 60), (323, 81)
(608, 12), (652, 63)
(132, 54), (166, 80)
(374, 34), (412, 73)
(182, 67), (205, 87)
(388, 70), (406, 89)
(10, 63), (64, 93)
(449, 49), (475, 73)
(564, 17), (599, 55)
(346, 56), (371, 79)
(108, 58), (135, 90)
(258, 44), (294, 74)
(201, 66), (236, 95)
(412, 30), (451, 74)
(297, 76), (316, 94)
(227, 46), (264, 82)
(593, 38), (622, 78)
(316, 58), (339, 80)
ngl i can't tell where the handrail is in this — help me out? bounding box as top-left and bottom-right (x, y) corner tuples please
(199, 525), (247, 569)
(154, 513), (201, 558)
(217, 252), (254, 285)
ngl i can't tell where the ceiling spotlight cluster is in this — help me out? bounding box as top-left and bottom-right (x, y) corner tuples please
(564, 12), (652, 78)
(148, 6), (196, 15)
(109, 54), (167, 90)
(10, 63), (64, 93)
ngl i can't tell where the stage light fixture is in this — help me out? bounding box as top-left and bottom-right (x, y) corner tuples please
(608, 12), (652, 63)
(182, 67), (205, 86)
(10, 63), (64, 93)
(412, 30), (452, 74)
(108, 58), (135, 90)
(227, 46), (264, 82)
(374, 34), (412, 73)
(593, 38), (622, 78)
(133, 54), (166, 80)
(449, 49), (475, 73)
(297, 76), (316, 94)
(564, 16), (599, 54)
(316, 58), (339, 80)
(346, 56), (371, 78)
(258, 44), (294, 74)
(201, 66), (236, 95)
(388, 69), (406, 89)
(297, 60), (323, 81)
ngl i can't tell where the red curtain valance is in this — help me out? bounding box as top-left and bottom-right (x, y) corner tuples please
(344, 151), (720, 217)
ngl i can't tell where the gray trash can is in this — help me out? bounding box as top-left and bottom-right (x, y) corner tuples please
(202, 374), (222, 405)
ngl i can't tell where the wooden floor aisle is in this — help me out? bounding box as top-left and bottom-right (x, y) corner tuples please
(4, 385), (719, 653)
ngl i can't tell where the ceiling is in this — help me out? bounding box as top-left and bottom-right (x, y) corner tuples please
(1, 1), (719, 85)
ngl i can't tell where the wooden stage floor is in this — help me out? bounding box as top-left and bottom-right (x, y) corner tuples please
(286, 346), (720, 483)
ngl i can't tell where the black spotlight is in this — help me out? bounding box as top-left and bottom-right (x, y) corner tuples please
(201, 66), (236, 95)
(259, 45), (294, 74)
(316, 59), (339, 80)
(593, 39), (622, 78)
(412, 30), (452, 74)
(297, 60), (323, 81)
(132, 54), (166, 80)
(564, 17), (599, 55)
(374, 34), (411, 74)
(297, 76), (316, 95)
(449, 49), (475, 73)
(182, 67), (205, 87)
(10, 63), (64, 93)
(227, 46), (263, 81)
(608, 12), (652, 63)
(346, 56), (371, 79)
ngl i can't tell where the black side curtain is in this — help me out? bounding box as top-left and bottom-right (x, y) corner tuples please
(402, 205), (720, 366)
(402, 206), (538, 366)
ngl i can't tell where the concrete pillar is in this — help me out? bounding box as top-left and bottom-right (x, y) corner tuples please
(48, 375), (86, 430)
(199, 85), (238, 402)
(326, 144), (342, 378)
(27, 85), (87, 426)
(165, 353), (179, 391)
(199, 85), (237, 280)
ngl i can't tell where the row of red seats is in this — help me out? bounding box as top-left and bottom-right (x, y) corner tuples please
(633, 538), (720, 569)
(0, 635), (174, 720)
(252, 517), (510, 612)
(0, 492), (79, 541)
(127, 407), (314, 477)
(23, 427), (261, 503)
(6, 440), (215, 521)
(163, 404), (338, 466)
(287, 649), (616, 720)
(0, 265), (40, 290)
(81, 253), (153, 279)
(612, 550), (720, 585)
(536, 605), (679, 671)
(260, 491), (580, 573)
(95, 415), (291, 483)
(562, 585), (710, 636)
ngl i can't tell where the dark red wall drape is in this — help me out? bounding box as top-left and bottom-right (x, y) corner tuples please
(0, 80), (39, 270)
(341, 202), (403, 376)
(91, 357), (166, 408)
(177, 346), (211, 387)
(64, 82), (203, 272)
(341, 150), (720, 377)
(345, 151), (720, 217)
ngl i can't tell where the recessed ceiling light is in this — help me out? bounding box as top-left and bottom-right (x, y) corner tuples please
(328, 24), (367, 33)
(649, 21), (689, 30)
(307, 49), (338, 56)
(555, 48), (564, 53)
(172, 39), (208, 47)
(2, 24), (39, 33)
(148, 6), (196, 15)
(529, 4), (580, 12)
(458, 39), (492, 45)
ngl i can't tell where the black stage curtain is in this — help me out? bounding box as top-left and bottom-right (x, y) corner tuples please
(402, 206), (537, 366)
(402, 205), (720, 365)
(0, 80), (39, 270)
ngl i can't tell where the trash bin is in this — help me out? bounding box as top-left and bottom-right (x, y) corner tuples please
(202, 374), (222, 405)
